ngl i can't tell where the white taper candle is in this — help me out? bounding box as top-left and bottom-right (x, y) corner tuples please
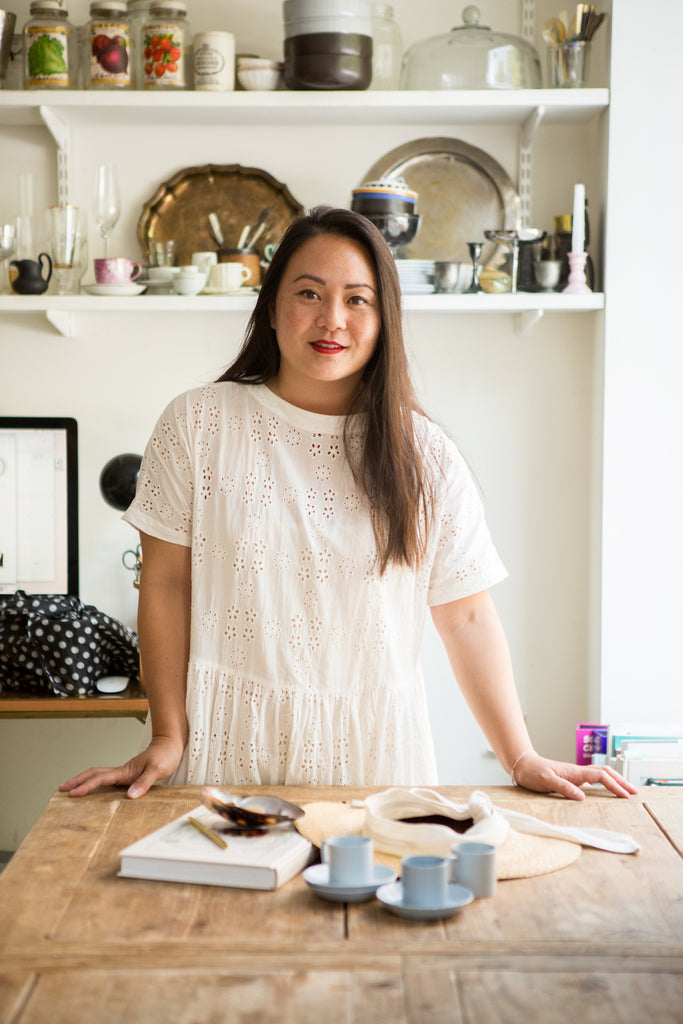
(571, 183), (585, 253)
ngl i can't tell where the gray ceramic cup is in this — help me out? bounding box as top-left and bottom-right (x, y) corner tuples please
(321, 835), (373, 886)
(401, 854), (453, 907)
(451, 842), (497, 898)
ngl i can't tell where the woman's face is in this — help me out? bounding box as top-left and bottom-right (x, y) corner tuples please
(268, 233), (381, 414)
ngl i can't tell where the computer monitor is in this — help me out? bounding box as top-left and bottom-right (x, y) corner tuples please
(0, 416), (79, 597)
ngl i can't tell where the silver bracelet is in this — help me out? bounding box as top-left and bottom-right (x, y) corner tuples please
(510, 749), (534, 786)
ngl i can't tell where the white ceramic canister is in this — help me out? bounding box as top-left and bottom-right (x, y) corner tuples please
(192, 30), (234, 91)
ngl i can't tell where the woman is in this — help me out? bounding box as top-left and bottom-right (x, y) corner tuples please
(61, 207), (635, 801)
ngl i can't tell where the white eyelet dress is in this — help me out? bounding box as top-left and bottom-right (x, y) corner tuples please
(123, 383), (507, 787)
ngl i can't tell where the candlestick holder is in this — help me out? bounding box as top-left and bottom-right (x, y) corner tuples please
(464, 242), (483, 293)
(562, 251), (592, 294)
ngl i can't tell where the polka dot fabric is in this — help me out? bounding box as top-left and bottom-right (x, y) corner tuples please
(0, 591), (140, 696)
(124, 383), (507, 787)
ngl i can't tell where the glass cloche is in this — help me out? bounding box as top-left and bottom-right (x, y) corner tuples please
(400, 4), (542, 90)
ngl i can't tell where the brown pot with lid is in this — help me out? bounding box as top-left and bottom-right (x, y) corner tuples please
(282, 0), (373, 90)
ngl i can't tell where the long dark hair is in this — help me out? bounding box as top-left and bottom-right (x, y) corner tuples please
(216, 206), (434, 573)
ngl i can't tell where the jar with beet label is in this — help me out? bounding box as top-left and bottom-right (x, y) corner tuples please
(84, 0), (131, 88)
(141, 0), (190, 89)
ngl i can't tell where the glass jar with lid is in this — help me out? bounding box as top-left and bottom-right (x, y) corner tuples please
(141, 0), (190, 89)
(84, 0), (131, 88)
(400, 4), (542, 90)
(127, 0), (151, 87)
(369, 3), (402, 90)
(22, 0), (76, 89)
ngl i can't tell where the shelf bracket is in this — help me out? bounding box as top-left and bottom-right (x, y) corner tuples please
(38, 105), (71, 205)
(518, 105), (545, 229)
(45, 309), (74, 337)
(516, 308), (545, 334)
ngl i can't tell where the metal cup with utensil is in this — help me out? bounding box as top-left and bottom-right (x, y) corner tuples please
(0, 10), (17, 83)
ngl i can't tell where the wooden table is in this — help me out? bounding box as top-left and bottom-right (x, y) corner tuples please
(1, 785), (682, 1023)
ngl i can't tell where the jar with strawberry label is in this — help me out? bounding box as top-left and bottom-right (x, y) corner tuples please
(141, 0), (190, 89)
(84, 0), (131, 88)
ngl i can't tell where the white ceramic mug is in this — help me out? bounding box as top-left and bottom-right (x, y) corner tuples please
(451, 842), (497, 898)
(191, 251), (218, 276)
(321, 835), (373, 886)
(210, 262), (250, 292)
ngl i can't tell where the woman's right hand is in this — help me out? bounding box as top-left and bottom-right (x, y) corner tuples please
(59, 735), (184, 799)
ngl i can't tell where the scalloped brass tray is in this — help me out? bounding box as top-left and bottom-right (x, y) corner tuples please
(137, 163), (304, 267)
(361, 137), (521, 263)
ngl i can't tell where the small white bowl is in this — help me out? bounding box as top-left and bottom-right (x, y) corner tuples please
(172, 273), (206, 296)
(237, 56), (281, 69)
(237, 66), (283, 91)
(147, 266), (179, 282)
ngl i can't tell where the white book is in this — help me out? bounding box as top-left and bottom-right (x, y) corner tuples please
(118, 805), (315, 890)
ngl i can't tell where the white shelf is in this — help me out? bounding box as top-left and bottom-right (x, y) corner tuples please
(0, 291), (605, 336)
(0, 85), (608, 334)
(0, 88), (610, 129)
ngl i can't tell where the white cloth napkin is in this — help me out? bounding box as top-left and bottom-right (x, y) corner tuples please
(364, 788), (640, 858)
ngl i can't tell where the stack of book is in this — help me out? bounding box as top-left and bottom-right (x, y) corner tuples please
(607, 725), (683, 785)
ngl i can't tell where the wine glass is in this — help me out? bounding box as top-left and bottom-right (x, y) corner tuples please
(0, 221), (17, 295)
(93, 164), (120, 258)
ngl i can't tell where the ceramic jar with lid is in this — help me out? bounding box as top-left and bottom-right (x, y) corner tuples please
(400, 4), (542, 90)
(22, 0), (76, 89)
(282, 0), (373, 91)
(141, 0), (190, 89)
(84, 0), (131, 88)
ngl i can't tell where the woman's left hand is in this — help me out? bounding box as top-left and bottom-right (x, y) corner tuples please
(512, 751), (639, 800)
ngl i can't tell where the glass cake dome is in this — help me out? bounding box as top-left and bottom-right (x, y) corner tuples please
(400, 4), (542, 90)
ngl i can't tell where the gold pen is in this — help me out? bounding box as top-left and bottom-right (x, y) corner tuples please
(187, 816), (228, 849)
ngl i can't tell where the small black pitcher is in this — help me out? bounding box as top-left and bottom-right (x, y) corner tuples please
(10, 253), (53, 295)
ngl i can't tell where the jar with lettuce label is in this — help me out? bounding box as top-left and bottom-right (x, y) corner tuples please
(141, 0), (190, 89)
(23, 0), (76, 89)
(84, 0), (131, 88)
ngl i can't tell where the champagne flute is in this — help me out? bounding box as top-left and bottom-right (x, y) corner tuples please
(93, 164), (120, 258)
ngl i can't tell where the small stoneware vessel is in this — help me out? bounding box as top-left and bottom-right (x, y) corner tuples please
(10, 253), (53, 294)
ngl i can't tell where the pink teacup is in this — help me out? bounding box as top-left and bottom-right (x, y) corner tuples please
(94, 257), (142, 284)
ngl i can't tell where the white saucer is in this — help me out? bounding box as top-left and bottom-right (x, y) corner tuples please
(85, 283), (147, 297)
(303, 862), (397, 903)
(201, 285), (257, 296)
(376, 881), (473, 920)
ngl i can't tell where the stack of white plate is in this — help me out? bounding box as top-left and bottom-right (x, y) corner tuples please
(395, 258), (435, 294)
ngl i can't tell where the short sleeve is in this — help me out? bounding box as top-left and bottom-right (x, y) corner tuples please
(426, 431), (508, 606)
(122, 392), (194, 546)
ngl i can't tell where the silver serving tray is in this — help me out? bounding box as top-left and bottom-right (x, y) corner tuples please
(361, 137), (521, 263)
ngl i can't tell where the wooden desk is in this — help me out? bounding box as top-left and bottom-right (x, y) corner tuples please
(1, 785), (682, 1023)
(0, 683), (148, 721)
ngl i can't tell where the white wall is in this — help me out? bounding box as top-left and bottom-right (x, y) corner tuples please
(0, 0), (630, 849)
(599, 1), (683, 725)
